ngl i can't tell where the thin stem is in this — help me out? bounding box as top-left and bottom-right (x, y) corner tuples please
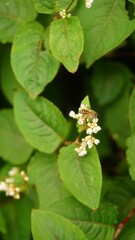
(113, 207), (135, 240)
(66, 0), (76, 12)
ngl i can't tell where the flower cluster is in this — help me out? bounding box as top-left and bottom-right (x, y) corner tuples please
(59, 9), (71, 19)
(69, 103), (101, 157)
(85, 0), (94, 8)
(0, 167), (29, 199)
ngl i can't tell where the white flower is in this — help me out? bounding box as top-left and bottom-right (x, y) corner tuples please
(0, 181), (7, 191)
(8, 167), (19, 176)
(85, 0), (94, 8)
(94, 139), (100, 145)
(59, 9), (71, 18)
(78, 118), (84, 125)
(5, 178), (14, 184)
(69, 111), (77, 119)
(86, 128), (92, 134)
(75, 147), (87, 157)
(87, 118), (101, 134)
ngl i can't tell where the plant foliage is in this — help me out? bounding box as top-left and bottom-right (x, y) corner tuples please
(0, 0), (135, 239)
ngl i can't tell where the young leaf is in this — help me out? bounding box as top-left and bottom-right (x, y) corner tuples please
(58, 143), (102, 209)
(27, 151), (70, 208)
(0, 0), (37, 43)
(47, 197), (118, 240)
(0, 109), (33, 164)
(32, 210), (87, 240)
(75, 0), (135, 67)
(1, 48), (22, 104)
(11, 21), (59, 99)
(14, 91), (68, 153)
(32, 0), (77, 14)
(50, 16), (84, 73)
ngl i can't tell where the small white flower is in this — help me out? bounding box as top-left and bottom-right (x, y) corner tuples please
(78, 149), (87, 157)
(59, 9), (71, 18)
(8, 167), (19, 176)
(75, 147), (87, 157)
(93, 125), (101, 133)
(87, 118), (101, 134)
(94, 139), (100, 145)
(86, 128), (92, 134)
(69, 111), (76, 118)
(78, 118), (84, 125)
(85, 0), (94, 8)
(0, 181), (7, 191)
(5, 178), (14, 184)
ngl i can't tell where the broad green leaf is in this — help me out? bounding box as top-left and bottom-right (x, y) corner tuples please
(0, 210), (6, 234)
(2, 196), (34, 240)
(47, 197), (118, 240)
(75, 0), (135, 67)
(50, 16), (84, 73)
(105, 176), (135, 221)
(14, 91), (68, 153)
(0, 0), (37, 43)
(126, 133), (135, 181)
(91, 61), (133, 106)
(119, 227), (135, 240)
(129, 88), (135, 132)
(1, 48), (22, 104)
(11, 21), (59, 99)
(32, 210), (87, 240)
(128, 0), (135, 4)
(32, 0), (77, 14)
(0, 109), (33, 164)
(27, 151), (70, 208)
(58, 143), (102, 209)
(105, 90), (130, 148)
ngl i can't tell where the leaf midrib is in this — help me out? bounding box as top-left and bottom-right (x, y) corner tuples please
(22, 100), (64, 141)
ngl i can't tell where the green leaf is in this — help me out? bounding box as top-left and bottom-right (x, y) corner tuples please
(0, 210), (6, 234)
(105, 176), (135, 221)
(0, 0), (37, 43)
(91, 60), (133, 106)
(2, 196), (34, 240)
(32, 0), (77, 14)
(119, 227), (135, 240)
(32, 210), (87, 240)
(105, 90), (130, 148)
(58, 143), (102, 209)
(1, 48), (22, 104)
(50, 16), (84, 73)
(0, 109), (33, 164)
(129, 88), (135, 132)
(11, 21), (59, 99)
(14, 91), (68, 153)
(126, 133), (135, 181)
(47, 197), (118, 240)
(75, 0), (135, 67)
(27, 151), (70, 208)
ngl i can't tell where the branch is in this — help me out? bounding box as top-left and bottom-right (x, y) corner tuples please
(113, 207), (135, 240)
